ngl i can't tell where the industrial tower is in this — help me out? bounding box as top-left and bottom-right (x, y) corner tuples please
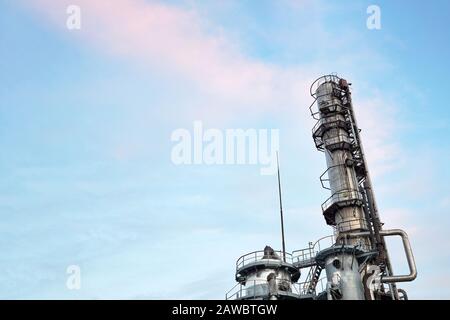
(226, 74), (417, 300)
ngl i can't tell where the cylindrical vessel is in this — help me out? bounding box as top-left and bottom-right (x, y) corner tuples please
(314, 79), (368, 244)
(244, 268), (293, 299)
(316, 246), (365, 300)
(230, 248), (301, 300)
(323, 253), (365, 300)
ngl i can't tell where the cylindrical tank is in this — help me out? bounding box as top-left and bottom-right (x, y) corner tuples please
(230, 247), (301, 300)
(244, 268), (293, 300)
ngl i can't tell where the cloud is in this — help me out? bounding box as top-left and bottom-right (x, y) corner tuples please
(353, 92), (400, 177)
(20, 0), (419, 221)
(381, 207), (421, 237)
(22, 1), (393, 123)
(24, 0), (288, 105)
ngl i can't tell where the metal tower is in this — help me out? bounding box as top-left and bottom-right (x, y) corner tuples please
(226, 74), (417, 300)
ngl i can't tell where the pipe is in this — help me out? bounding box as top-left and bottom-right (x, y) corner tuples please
(397, 288), (409, 300)
(338, 229), (417, 283)
(379, 229), (417, 283)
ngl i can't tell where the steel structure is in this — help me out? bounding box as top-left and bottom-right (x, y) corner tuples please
(226, 74), (417, 300)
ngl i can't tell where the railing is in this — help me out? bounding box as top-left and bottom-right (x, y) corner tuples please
(309, 74), (341, 98)
(334, 218), (369, 234)
(302, 265), (318, 292)
(312, 114), (347, 137)
(331, 218), (374, 253)
(236, 250), (294, 271)
(319, 163), (353, 191)
(291, 248), (315, 266)
(312, 235), (335, 252)
(308, 74), (348, 120)
(321, 189), (363, 214)
(323, 134), (352, 149)
(310, 277), (327, 294)
(225, 278), (315, 300)
(292, 235), (335, 267)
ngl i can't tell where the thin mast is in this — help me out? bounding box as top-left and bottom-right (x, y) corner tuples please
(276, 151), (287, 262)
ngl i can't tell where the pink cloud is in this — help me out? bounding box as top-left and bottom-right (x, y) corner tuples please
(22, 0), (406, 180)
(24, 0), (279, 103)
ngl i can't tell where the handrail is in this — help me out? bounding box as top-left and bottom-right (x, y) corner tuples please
(225, 282), (241, 300)
(292, 235), (335, 265)
(312, 114), (347, 136)
(322, 189), (363, 213)
(314, 277), (327, 294)
(319, 168), (331, 190)
(236, 250), (294, 271)
(310, 74), (341, 98)
(302, 272), (328, 294)
(322, 134), (352, 148)
(291, 248), (315, 265)
(226, 278), (314, 300)
(309, 74), (343, 120)
(319, 162), (355, 191)
(311, 235), (335, 252)
(334, 218), (369, 233)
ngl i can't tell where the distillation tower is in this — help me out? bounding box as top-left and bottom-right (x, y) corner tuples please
(226, 74), (417, 300)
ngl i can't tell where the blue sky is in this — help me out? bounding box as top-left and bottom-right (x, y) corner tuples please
(0, 0), (449, 299)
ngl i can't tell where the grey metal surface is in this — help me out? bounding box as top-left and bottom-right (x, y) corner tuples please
(313, 79), (369, 246)
(322, 251), (365, 300)
(229, 246), (303, 300)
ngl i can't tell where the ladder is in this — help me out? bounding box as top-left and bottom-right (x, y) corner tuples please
(305, 264), (323, 294)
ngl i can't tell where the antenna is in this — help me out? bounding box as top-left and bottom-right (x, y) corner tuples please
(276, 151), (287, 262)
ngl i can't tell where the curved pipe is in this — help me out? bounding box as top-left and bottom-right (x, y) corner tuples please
(397, 288), (409, 300)
(338, 229), (417, 283)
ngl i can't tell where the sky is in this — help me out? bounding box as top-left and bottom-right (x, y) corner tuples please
(0, 0), (449, 299)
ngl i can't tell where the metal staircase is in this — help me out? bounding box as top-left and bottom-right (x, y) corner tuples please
(304, 265), (323, 294)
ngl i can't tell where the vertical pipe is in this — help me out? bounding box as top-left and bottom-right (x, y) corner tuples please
(345, 90), (399, 299)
